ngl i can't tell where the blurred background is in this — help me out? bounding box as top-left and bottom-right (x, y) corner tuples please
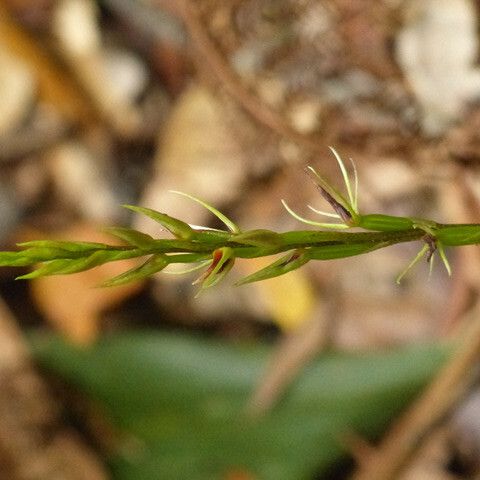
(1, 0), (480, 479)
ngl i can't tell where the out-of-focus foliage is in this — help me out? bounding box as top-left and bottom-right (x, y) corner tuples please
(31, 331), (449, 480)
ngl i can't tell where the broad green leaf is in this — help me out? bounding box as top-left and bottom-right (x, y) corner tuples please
(30, 332), (449, 480)
(123, 205), (194, 240)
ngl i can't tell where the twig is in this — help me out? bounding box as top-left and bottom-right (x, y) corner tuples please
(158, 0), (325, 153)
(351, 302), (480, 480)
(247, 304), (332, 416)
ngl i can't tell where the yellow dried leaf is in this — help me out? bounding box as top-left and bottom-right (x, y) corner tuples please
(241, 257), (316, 331)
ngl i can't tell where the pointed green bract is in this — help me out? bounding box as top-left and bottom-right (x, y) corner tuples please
(169, 191), (241, 234)
(20, 247), (82, 261)
(104, 227), (156, 249)
(328, 146), (357, 212)
(281, 200), (350, 230)
(190, 229), (232, 243)
(437, 243), (452, 276)
(17, 240), (112, 251)
(358, 214), (416, 232)
(17, 249), (146, 280)
(436, 225), (480, 246)
(163, 260), (212, 275)
(123, 205), (194, 239)
(231, 230), (282, 247)
(396, 244), (429, 284)
(236, 250), (309, 285)
(102, 255), (169, 287)
(17, 250), (113, 279)
(194, 247), (235, 292)
(307, 242), (388, 260)
(16, 259), (80, 279)
(0, 252), (35, 267)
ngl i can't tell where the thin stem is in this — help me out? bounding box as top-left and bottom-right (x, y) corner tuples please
(352, 304), (480, 480)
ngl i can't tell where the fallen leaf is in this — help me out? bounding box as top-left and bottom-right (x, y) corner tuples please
(30, 330), (450, 480)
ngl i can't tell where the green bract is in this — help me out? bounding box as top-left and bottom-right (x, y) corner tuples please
(1, 148), (480, 289)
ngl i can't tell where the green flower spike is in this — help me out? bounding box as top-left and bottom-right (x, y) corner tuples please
(0, 147), (476, 290)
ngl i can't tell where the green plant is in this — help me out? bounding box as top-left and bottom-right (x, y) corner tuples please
(31, 330), (449, 480)
(1, 148), (479, 290)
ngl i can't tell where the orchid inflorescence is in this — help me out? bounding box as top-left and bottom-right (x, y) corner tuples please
(1, 148), (479, 293)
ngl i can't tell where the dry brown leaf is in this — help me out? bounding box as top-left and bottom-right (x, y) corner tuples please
(52, 0), (143, 136)
(0, 4), (95, 127)
(135, 84), (245, 237)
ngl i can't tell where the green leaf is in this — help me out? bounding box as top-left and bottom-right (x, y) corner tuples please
(123, 205), (194, 240)
(102, 255), (169, 287)
(104, 227), (157, 249)
(30, 331), (449, 480)
(236, 250), (309, 285)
